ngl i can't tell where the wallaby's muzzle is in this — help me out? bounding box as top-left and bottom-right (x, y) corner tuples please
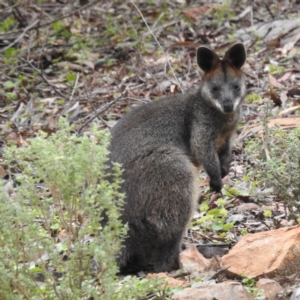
(223, 99), (234, 112)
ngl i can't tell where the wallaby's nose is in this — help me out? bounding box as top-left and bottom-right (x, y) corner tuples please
(223, 100), (233, 112)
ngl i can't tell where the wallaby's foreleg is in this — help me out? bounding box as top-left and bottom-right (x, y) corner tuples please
(218, 140), (231, 178)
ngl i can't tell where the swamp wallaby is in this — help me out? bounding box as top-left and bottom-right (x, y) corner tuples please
(109, 43), (247, 273)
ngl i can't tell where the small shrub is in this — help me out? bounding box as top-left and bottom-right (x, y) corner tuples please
(245, 125), (300, 219)
(1, 118), (164, 299)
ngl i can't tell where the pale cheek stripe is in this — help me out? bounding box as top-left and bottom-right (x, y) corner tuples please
(234, 98), (241, 110)
(215, 101), (223, 111)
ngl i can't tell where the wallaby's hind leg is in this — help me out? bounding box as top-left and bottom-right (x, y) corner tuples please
(118, 148), (198, 273)
(153, 235), (182, 273)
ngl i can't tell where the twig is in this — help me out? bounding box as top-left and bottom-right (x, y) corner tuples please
(19, 56), (67, 100)
(77, 93), (124, 134)
(130, 0), (183, 93)
(171, 271), (191, 279)
(262, 134), (271, 160)
(264, 3), (274, 19)
(0, 19), (39, 53)
(69, 73), (80, 102)
(209, 266), (230, 280)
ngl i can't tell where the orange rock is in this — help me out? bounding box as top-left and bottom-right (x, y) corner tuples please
(179, 245), (209, 273)
(222, 226), (300, 277)
(172, 281), (253, 300)
(256, 278), (283, 299)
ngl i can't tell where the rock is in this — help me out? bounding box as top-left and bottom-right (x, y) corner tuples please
(291, 285), (300, 300)
(146, 272), (189, 288)
(232, 203), (262, 213)
(172, 281), (253, 300)
(197, 244), (229, 259)
(221, 226), (300, 277)
(179, 245), (209, 273)
(256, 278), (283, 300)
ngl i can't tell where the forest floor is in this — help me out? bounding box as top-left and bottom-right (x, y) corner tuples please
(1, 0), (300, 299)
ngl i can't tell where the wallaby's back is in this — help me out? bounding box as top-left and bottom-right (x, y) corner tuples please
(109, 43), (247, 273)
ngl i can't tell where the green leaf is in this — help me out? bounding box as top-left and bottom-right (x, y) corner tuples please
(66, 73), (76, 82)
(50, 223), (60, 230)
(5, 92), (17, 100)
(57, 99), (65, 105)
(222, 223), (234, 231)
(200, 201), (209, 212)
(211, 223), (223, 231)
(4, 81), (15, 88)
(263, 209), (272, 218)
(207, 208), (221, 216)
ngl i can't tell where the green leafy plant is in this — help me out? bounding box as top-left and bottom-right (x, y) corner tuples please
(1, 118), (164, 299)
(269, 65), (285, 75)
(245, 125), (300, 219)
(247, 93), (262, 104)
(210, 1), (236, 27)
(3, 47), (19, 65)
(0, 17), (15, 32)
(242, 277), (265, 300)
(195, 198), (233, 232)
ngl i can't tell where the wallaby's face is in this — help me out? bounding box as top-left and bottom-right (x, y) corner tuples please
(197, 43), (246, 113)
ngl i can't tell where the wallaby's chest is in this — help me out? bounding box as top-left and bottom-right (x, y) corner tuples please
(215, 113), (239, 152)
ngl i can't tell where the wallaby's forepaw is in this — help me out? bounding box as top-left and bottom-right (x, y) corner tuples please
(221, 165), (229, 178)
(209, 177), (223, 193)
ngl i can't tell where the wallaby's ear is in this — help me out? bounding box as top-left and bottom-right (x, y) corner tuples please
(197, 46), (220, 73)
(223, 43), (246, 69)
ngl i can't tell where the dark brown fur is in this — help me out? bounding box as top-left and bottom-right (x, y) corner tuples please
(109, 43), (247, 273)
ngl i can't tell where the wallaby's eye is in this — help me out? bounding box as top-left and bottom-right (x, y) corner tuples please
(211, 86), (219, 93)
(233, 84), (240, 91)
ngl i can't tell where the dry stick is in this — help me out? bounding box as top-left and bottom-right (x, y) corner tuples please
(77, 92), (124, 134)
(209, 266), (230, 280)
(69, 73), (80, 102)
(0, 19), (39, 53)
(19, 56), (67, 100)
(130, 0), (183, 93)
(262, 134), (271, 160)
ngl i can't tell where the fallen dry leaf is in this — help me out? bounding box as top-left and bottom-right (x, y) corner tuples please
(277, 71), (292, 82)
(268, 74), (283, 90)
(183, 6), (212, 20)
(268, 118), (300, 128)
(279, 105), (300, 116)
(0, 165), (6, 178)
(198, 178), (210, 187)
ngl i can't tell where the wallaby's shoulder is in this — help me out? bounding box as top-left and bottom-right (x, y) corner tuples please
(111, 91), (198, 133)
